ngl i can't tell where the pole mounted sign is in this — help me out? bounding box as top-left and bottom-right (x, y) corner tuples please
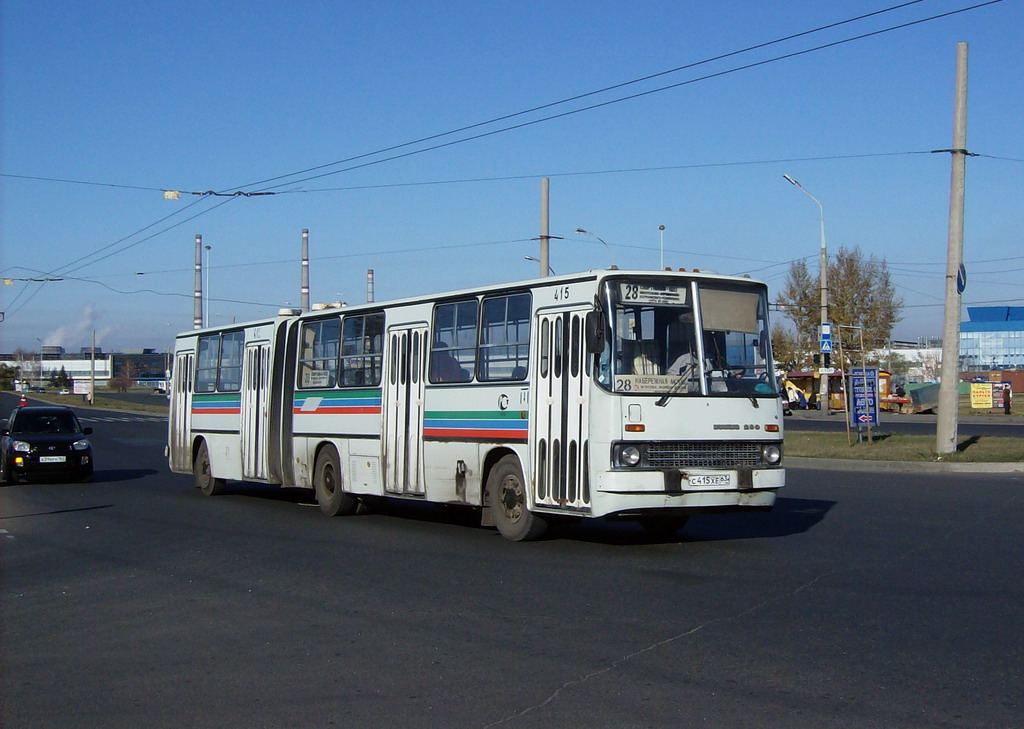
(849, 367), (880, 428)
(820, 322), (832, 353)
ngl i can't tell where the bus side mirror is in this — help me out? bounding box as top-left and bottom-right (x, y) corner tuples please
(585, 310), (606, 354)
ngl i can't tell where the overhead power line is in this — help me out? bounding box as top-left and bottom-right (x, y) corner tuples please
(2, 0), (1006, 313)
(237, 0), (1006, 192)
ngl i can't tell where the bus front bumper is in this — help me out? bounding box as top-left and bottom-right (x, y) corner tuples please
(596, 466), (785, 494)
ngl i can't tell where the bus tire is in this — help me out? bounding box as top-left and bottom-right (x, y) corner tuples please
(194, 440), (226, 496)
(314, 447), (357, 517)
(486, 454), (547, 542)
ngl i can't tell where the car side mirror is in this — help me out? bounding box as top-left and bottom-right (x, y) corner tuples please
(83, 427), (93, 435)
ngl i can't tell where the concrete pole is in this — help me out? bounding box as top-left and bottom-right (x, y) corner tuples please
(367, 269), (375, 303)
(818, 199), (828, 412)
(301, 229), (310, 312)
(936, 42), (969, 455)
(90, 329), (95, 405)
(193, 234), (203, 329)
(539, 177), (550, 278)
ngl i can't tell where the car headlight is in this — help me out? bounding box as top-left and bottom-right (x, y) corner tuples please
(762, 444), (782, 465)
(13, 440), (31, 453)
(72, 439), (91, 451)
(619, 445), (642, 467)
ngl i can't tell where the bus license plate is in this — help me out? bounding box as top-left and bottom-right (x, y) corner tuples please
(688, 474), (732, 487)
(39, 456), (66, 463)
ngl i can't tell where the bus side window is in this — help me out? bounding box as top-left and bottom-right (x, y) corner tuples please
(431, 300), (478, 383)
(195, 335), (220, 393)
(479, 292), (530, 381)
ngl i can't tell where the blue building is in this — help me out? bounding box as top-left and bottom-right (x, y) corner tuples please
(960, 307), (1024, 371)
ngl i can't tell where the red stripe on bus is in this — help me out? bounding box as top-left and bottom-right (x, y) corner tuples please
(192, 408), (240, 415)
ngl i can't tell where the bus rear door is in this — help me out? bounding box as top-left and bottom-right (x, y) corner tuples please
(241, 341), (271, 480)
(383, 325), (427, 494)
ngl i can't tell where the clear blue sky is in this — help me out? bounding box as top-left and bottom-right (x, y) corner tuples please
(2, 0), (1021, 353)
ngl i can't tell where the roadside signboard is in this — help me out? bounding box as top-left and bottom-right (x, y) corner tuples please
(849, 367), (880, 428)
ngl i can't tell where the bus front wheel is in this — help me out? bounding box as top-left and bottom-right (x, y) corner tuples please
(486, 455), (547, 542)
(194, 440), (226, 496)
(314, 447), (358, 517)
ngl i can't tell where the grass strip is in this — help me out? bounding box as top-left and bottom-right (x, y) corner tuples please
(785, 430), (1023, 462)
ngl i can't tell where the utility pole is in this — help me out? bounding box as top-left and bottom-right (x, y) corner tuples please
(936, 42), (969, 455)
(539, 177), (550, 278)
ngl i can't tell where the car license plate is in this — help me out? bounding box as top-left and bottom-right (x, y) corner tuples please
(39, 456), (66, 463)
(687, 474), (732, 487)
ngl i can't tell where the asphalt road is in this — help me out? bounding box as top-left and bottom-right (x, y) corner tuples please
(2, 393), (1022, 728)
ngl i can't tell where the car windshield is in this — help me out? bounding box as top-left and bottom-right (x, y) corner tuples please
(11, 411), (82, 435)
(597, 278), (776, 397)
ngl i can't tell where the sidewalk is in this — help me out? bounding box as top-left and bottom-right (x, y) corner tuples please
(786, 456), (1023, 474)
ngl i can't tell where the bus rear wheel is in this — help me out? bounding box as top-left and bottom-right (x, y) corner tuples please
(314, 447), (357, 517)
(194, 440), (226, 496)
(487, 455), (546, 542)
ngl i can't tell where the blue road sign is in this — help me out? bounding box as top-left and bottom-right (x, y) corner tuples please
(849, 367), (880, 427)
(820, 339), (833, 353)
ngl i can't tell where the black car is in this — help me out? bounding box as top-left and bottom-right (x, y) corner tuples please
(0, 406), (94, 484)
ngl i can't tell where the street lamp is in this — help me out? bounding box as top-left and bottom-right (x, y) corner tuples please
(659, 225), (666, 270)
(783, 174), (829, 411)
(575, 228), (613, 268)
(524, 256), (556, 275)
(203, 244), (212, 328)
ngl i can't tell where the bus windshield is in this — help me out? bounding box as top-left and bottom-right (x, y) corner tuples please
(598, 278), (776, 398)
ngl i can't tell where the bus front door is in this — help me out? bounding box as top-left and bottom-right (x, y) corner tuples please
(241, 342), (271, 480)
(532, 309), (591, 511)
(169, 350), (194, 472)
(383, 325), (427, 495)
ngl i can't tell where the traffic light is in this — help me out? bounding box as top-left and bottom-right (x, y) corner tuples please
(813, 354), (821, 366)
(824, 353), (831, 368)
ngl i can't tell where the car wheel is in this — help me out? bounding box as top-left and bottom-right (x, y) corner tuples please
(2, 462), (17, 486)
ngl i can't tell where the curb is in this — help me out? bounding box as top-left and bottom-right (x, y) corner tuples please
(786, 456), (1024, 474)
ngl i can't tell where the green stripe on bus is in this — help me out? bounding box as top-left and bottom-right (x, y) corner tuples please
(424, 410), (528, 420)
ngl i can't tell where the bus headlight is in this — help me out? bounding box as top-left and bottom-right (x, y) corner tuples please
(761, 444), (782, 465)
(618, 445), (642, 467)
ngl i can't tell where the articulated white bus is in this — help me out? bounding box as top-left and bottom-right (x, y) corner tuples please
(168, 269), (784, 540)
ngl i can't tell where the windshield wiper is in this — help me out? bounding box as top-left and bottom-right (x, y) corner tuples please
(655, 363), (698, 407)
